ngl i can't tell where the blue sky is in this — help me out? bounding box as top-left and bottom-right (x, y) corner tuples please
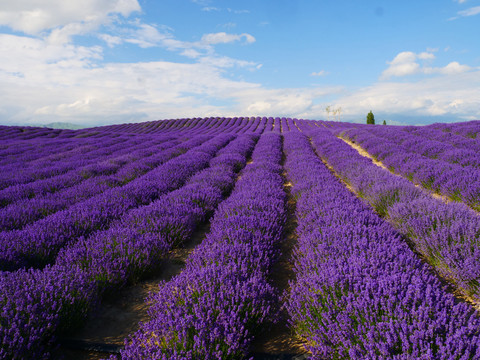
(0, 0), (479, 127)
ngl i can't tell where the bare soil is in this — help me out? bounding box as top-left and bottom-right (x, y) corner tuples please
(329, 137), (480, 312)
(249, 164), (308, 357)
(57, 155), (254, 359)
(340, 137), (452, 204)
(57, 222), (211, 360)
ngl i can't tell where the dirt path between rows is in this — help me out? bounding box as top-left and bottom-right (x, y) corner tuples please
(58, 222), (211, 360)
(339, 137), (451, 204)
(58, 152), (257, 359)
(249, 142), (308, 359)
(320, 136), (480, 313)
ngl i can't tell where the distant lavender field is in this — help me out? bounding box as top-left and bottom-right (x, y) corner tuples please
(1, 117), (480, 359)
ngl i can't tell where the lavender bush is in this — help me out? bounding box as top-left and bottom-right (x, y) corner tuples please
(118, 132), (286, 359)
(338, 126), (480, 210)
(308, 127), (480, 304)
(283, 131), (480, 359)
(1, 117), (480, 359)
(0, 130), (257, 359)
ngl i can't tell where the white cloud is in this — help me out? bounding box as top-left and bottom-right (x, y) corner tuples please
(441, 61), (472, 74)
(458, 5), (480, 16)
(449, 5), (480, 20)
(0, 34), (101, 75)
(0, 30), (263, 125)
(201, 32), (255, 45)
(231, 87), (343, 117)
(47, 21), (100, 45)
(1, 32), (479, 127)
(381, 50), (472, 80)
(98, 26), (261, 71)
(97, 26), (256, 62)
(381, 51), (422, 79)
(99, 34), (123, 48)
(0, 0), (140, 35)
(425, 61), (472, 75)
(310, 70), (328, 77)
(248, 94), (311, 115)
(181, 49), (202, 59)
(227, 8), (250, 14)
(202, 7), (220, 12)
(2, 30), (478, 127)
(418, 51), (435, 60)
(0, 1), (265, 126)
(197, 56), (258, 68)
(323, 70), (480, 122)
(1, 3), (477, 128)
(219, 22), (236, 29)
(123, 23), (172, 48)
(0, 43), (257, 124)
(0, 32), (342, 126)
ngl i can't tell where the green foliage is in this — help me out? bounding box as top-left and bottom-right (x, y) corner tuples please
(383, 120), (387, 125)
(366, 111), (375, 125)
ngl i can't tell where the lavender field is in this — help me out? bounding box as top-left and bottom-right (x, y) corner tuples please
(1, 117), (480, 360)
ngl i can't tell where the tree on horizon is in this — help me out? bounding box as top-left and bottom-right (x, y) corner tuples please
(366, 111), (375, 125)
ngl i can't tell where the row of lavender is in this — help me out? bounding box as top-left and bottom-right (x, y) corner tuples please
(0, 133), (145, 189)
(0, 137), (184, 230)
(105, 115), (267, 136)
(0, 131), (261, 359)
(0, 129), (139, 165)
(0, 116), (258, 168)
(341, 124), (480, 167)
(336, 125), (480, 211)
(2, 135), (175, 197)
(403, 124), (480, 156)
(428, 120), (480, 139)
(0, 116), (268, 201)
(99, 117), (260, 134)
(98, 116), (296, 135)
(0, 118), (270, 259)
(0, 116), (273, 270)
(116, 131), (286, 359)
(0, 116), (295, 144)
(306, 126), (480, 305)
(0, 126), (91, 142)
(2, 117), (480, 359)
(283, 130), (480, 358)
(0, 137), (180, 207)
(56, 133), (256, 292)
(0, 134), (216, 271)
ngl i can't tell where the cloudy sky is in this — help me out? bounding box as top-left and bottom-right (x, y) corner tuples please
(0, 0), (479, 127)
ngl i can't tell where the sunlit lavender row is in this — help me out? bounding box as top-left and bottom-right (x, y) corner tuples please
(1, 117), (480, 359)
(284, 130), (480, 358)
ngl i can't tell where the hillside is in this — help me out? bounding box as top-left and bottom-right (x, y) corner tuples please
(1, 117), (480, 359)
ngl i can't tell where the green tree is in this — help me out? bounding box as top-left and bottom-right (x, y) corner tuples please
(383, 120), (387, 125)
(366, 110), (375, 125)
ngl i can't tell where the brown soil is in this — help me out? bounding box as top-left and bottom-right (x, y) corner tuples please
(326, 138), (480, 312)
(340, 137), (452, 205)
(249, 167), (307, 356)
(57, 222), (211, 360)
(341, 137), (390, 171)
(57, 154), (255, 359)
(292, 120), (302, 132)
